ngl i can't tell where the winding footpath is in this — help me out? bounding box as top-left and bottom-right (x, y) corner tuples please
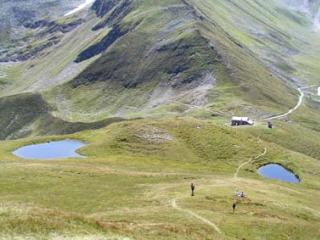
(171, 199), (222, 234)
(169, 86), (311, 234)
(265, 88), (304, 121)
(170, 146), (267, 235)
(234, 147), (267, 179)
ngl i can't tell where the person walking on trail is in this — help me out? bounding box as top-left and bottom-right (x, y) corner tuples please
(191, 183), (195, 196)
(232, 202), (237, 213)
(240, 191), (245, 198)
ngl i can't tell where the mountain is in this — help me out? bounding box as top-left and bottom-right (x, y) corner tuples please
(0, 0), (89, 60)
(284, 0), (320, 29)
(0, 0), (319, 138)
(0, 0), (320, 150)
(0, 1), (320, 239)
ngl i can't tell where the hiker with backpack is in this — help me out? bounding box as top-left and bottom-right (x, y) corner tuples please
(191, 183), (195, 196)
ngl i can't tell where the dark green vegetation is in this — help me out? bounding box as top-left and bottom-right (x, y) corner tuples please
(0, 93), (123, 140)
(0, 0), (320, 239)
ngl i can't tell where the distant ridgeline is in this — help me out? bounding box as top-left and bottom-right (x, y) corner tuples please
(0, 0), (84, 59)
(285, 0), (320, 30)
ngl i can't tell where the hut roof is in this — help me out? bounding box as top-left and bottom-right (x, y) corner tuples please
(231, 116), (254, 125)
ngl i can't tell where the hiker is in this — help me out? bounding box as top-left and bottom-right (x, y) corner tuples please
(235, 191), (245, 198)
(191, 183), (195, 196)
(232, 202), (237, 213)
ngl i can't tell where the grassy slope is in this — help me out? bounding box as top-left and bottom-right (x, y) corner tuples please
(190, 0), (298, 112)
(1, 0), (319, 123)
(45, 0), (222, 121)
(0, 93), (123, 140)
(184, 0), (320, 162)
(189, 0), (320, 122)
(0, 14), (107, 98)
(0, 118), (319, 239)
(44, 0), (303, 122)
(0, 1), (319, 238)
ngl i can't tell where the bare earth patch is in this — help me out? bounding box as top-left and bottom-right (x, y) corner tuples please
(136, 126), (173, 143)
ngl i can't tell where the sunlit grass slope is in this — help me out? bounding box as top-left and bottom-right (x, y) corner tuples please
(0, 118), (319, 239)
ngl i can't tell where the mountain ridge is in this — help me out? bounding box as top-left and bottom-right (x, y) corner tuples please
(0, 0), (319, 136)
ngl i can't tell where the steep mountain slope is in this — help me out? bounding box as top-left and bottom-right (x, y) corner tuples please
(0, 0), (320, 135)
(0, 93), (122, 139)
(0, 0), (84, 53)
(46, 0), (320, 123)
(286, 0), (320, 30)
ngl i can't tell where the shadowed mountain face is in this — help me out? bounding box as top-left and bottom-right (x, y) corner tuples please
(283, 0), (320, 29)
(0, 0), (81, 24)
(0, 0), (86, 60)
(0, 0), (320, 138)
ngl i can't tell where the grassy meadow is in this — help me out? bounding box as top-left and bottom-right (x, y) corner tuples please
(0, 117), (319, 239)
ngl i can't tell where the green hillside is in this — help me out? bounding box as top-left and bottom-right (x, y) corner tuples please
(3, 0), (319, 124)
(47, 0), (301, 121)
(0, 0), (319, 239)
(0, 93), (123, 139)
(0, 118), (319, 239)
